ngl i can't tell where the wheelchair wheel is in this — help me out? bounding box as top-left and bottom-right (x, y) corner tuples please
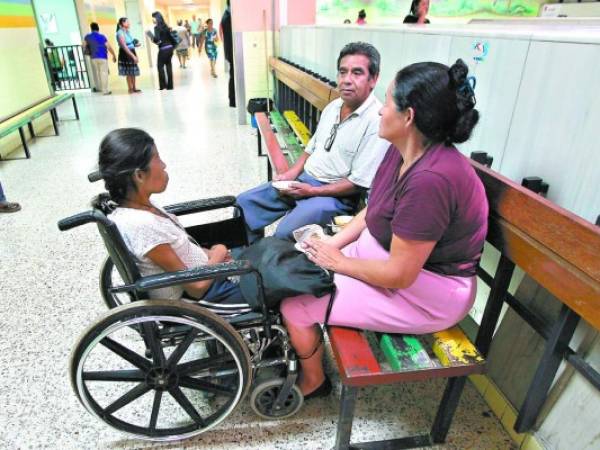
(71, 300), (252, 441)
(100, 256), (130, 309)
(250, 378), (303, 420)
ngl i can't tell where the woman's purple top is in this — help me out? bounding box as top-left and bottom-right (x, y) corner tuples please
(366, 144), (488, 277)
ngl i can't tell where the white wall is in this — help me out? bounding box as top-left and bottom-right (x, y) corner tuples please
(280, 24), (600, 224)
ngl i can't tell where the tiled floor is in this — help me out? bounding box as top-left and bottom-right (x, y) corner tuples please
(0, 55), (516, 450)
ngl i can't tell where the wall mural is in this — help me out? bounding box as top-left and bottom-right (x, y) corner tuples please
(83, 0), (117, 27)
(431, 0), (541, 18)
(317, 0), (542, 23)
(0, 0), (35, 28)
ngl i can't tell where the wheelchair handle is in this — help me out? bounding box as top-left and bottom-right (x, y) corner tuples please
(164, 196), (238, 216)
(88, 170), (102, 182)
(57, 210), (111, 231)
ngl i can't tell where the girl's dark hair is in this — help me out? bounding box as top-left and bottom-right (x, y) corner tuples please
(152, 11), (167, 29)
(92, 128), (155, 214)
(358, 9), (366, 19)
(116, 17), (127, 33)
(392, 59), (479, 146)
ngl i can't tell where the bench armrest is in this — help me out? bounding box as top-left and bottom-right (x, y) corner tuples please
(163, 196), (237, 216)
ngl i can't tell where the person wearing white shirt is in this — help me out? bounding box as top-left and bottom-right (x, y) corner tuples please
(237, 42), (390, 242)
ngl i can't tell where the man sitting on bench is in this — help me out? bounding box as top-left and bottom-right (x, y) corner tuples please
(237, 42), (390, 242)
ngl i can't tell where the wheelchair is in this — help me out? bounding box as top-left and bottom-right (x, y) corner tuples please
(58, 180), (303, 442)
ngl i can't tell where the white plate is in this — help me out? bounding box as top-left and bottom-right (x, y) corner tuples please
(272, 180), (296, 190)
(334, 215), (353, 226)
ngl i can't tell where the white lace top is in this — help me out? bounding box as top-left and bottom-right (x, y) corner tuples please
(109, 204), (209, 300)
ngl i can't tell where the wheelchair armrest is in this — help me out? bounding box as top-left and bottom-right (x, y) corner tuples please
(127, 260), (255, 292)
(164, 196), (238, 216)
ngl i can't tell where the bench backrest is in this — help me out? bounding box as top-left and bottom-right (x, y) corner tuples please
(472, 161), (600, 330)
(270, 57), (339, 111)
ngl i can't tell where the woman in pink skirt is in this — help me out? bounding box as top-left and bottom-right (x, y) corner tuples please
(280, 59), (489, 399)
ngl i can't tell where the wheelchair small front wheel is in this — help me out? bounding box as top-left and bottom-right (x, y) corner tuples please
(71, 300), (252, 441)
(99, 256), (130, 309)
(250, 378), (303, 420)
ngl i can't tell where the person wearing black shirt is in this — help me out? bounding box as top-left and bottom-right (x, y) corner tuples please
(403, 0), (430, 24)
(148, 11), (176, 90)
(220, 0), (235, 107)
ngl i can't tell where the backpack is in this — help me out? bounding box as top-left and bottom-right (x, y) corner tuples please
(170, 29), (181, 46)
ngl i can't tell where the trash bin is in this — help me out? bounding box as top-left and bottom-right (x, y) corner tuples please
(247, 98), (273, 128)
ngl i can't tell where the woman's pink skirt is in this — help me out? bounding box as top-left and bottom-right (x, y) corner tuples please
(280, 229), (476, 334)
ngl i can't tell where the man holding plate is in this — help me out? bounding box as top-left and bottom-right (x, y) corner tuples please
(237, 42), (389, 242)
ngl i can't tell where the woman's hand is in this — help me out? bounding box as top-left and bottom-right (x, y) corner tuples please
(303, 238), (348, 272)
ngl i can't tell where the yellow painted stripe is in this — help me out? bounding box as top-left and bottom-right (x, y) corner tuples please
(432, 326), (484, 366)
(283, 110), (312, 146)
(0, 15), (35, 28)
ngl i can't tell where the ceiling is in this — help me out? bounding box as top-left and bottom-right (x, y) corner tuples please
(156, 0), (210, 6)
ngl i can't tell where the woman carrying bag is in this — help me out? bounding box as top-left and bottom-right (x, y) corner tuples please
(147, 11), (177, 90)
(116, 17), (141, 93)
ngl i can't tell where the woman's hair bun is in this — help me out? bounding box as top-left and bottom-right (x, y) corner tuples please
(448, 58), (469, 89)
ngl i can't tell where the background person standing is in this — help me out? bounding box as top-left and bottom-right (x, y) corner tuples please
(202, 19), (219, 78)
(174, 20), (190, 68)
(116, 17), (141, 93)
(147, 11), (176, 90)
(83, 22), (116, 95)
(190, 15), (201, 52)
(220, 0), (235, 107)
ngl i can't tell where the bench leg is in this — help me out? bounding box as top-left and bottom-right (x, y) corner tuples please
(50, 109), (59, 136)
(514, 304), (579, 432)
(72, 96), (80, 120)
(267, 157), (273, 182)
(334, 385), (358, 450)
(27, 122), (35, 138)
(475, 255), (515, 356)
(430, 376), (467, 444)
(257, 131), (262, 157)
(18, 127), (31, 158)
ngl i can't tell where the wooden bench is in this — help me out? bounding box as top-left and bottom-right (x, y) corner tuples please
(255, 110), (305, 180)
(0, 93), (79, 160)
(328, 157), (600, 449)
(253, 57), (341, 180)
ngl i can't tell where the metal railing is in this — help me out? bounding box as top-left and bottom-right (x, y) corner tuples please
(43, 45), (90, 91)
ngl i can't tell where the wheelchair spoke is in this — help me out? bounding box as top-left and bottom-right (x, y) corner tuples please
(141, 322), (166, 368)
(179, 376), (236, 396)
(176, 352), (234, 376)
(169, 386), (206, 427)
(148, 390), (163, 432)
(104, 383), (152, 415)
(165, 328), (199, 370)
(101, 337), (151, 371)
(83, 369), (145, 382)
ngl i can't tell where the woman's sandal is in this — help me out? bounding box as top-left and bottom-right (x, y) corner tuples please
(303, 375), (332, 400)
(0, 202), (21, 213)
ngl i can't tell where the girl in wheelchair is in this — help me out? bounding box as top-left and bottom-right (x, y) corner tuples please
(93, 127), (245, 304)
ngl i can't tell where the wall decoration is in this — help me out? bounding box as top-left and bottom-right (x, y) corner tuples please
(40, 12), (57, 33)
(0, 0), (36, 28)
